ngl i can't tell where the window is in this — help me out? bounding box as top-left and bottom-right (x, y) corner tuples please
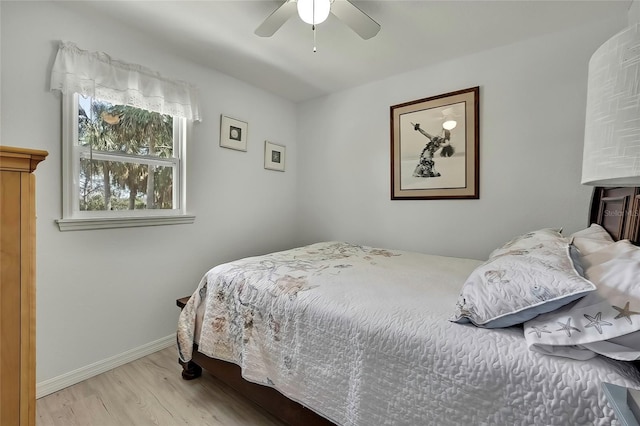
(50, 42), (199, 231)
(75, 94), (181, 213)
(57, 93), (194, 231)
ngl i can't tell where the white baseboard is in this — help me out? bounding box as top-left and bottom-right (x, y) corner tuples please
(36, 334), (175, 399)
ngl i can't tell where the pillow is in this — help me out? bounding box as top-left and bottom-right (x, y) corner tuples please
(450, 228), (596, 328)
(569, 223), (614, 256)
(488, 227), (563, 258)
(524, 239), (640, 361)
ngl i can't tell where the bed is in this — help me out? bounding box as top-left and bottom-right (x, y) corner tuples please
(176, 186), (640, 426)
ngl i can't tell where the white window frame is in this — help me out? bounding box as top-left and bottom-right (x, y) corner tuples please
(56, 93), (195, 231)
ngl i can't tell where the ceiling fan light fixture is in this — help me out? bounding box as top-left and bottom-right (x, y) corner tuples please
(297, 0), (331, 25)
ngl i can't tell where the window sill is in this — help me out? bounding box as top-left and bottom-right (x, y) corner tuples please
(56, 214), (196, 231)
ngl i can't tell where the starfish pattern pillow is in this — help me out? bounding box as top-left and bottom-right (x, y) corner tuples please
(524, 239), (640, 361)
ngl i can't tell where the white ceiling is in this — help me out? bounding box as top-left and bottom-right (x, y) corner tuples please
(64, 0), (630, 103)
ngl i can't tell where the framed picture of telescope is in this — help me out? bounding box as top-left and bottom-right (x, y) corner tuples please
(390, 87), (479, 200)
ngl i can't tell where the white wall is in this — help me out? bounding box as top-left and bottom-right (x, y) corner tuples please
(1, 1), (298, 384)
(631, 0), (640, 24)
(295, 15), (627, 260)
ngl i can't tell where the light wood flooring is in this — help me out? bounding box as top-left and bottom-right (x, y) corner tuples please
(36, 345), (286, 426)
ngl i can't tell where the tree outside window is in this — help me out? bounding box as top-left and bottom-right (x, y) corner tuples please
(78, 96), (177, 212)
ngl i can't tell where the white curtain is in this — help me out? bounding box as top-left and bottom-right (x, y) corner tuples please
(50, 41), (201, 122)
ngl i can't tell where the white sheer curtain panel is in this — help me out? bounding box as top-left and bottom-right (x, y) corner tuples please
(50, 41), (201, 122)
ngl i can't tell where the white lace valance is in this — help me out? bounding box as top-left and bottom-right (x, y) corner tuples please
(50, 41), (201, 122)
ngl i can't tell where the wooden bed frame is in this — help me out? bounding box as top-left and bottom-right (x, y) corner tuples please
(176, 296), (334, 426)
(589, 186), (640, 245)
(177, 186), (640, 426)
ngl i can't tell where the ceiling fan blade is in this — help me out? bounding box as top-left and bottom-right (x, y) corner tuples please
(255, 0), (298, 37)
(330, 0), (380, 40)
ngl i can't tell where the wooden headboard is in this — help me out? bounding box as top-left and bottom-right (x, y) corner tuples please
(589, 187), (640, 245)
(590, 187), (640, 372)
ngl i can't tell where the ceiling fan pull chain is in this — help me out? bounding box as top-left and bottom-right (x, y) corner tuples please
(312, 0), (317, 52)
(313, 24), (317, 53)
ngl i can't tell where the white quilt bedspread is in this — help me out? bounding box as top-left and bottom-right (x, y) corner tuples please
(177, 242), (640, 425)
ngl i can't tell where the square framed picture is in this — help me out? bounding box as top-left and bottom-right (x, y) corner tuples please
(264, 141), (285, 172)
(220, 115), (248, 151)
(390, 86), (479, 200)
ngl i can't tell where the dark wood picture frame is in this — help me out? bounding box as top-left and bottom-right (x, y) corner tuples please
(390, 87), (479, 200)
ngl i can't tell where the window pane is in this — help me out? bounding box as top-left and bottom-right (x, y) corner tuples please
(150, 165), (174, 210)
(78, 96), (174, 158)
(79, 158), (174, 211)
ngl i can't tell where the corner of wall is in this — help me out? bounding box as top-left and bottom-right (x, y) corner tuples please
(630, 0), (640, 25)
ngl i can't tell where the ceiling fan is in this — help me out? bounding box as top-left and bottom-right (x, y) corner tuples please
(255, 0), (381, 40)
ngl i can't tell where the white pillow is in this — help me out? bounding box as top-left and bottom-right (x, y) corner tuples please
(524, 239), (640, 361)
(570, 223), (614, 256)
(489, 228), (563, 258)
(451, 229), (595, 328)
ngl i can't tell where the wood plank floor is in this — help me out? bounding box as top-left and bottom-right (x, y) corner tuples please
(36, 345), (286, 426)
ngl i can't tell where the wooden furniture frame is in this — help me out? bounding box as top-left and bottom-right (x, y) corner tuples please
(178, 186), (640, 426)
(1, 146), (48, 426)
(590, 186), (640, 244)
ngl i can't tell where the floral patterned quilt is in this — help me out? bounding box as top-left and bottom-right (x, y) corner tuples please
(177, 242), (640, 426)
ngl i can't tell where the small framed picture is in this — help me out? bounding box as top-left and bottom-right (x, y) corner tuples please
(264, 141), (285, 172)
(220, 115), (248, 151)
